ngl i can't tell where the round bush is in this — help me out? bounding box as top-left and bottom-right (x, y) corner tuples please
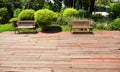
(78, 9), (89, 18)
(18, 9), (35, 20)
(34, 9), (58, 27)
(63, 8), (78, 17)
(111, 18), (120, 30)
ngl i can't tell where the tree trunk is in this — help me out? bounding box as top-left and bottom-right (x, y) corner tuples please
(77, 0), (82, 9)
(89, 0), (96, 14)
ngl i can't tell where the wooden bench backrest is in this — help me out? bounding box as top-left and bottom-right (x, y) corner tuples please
(17, 20), (35, 26)
(70, 20), (91, 26)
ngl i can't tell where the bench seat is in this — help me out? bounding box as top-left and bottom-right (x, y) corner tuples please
(16, 26), (36, 28)
(72, 26), (92, 28)
(14, 20), (37, 33)
(69, 20), (92, 32)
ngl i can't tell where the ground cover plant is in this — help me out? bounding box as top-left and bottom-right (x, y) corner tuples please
(111, 18), (120, 30)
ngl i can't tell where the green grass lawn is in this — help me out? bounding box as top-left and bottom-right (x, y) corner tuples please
(0, 23), (15, 33)
(60, 25), (70, 31)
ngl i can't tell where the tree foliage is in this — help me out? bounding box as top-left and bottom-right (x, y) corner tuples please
(63, 0), (96, 14)
(0, 8), (8, 23)
(20, 0), (45, 10)
(96, 0), (110, 6)
(53, 0), (63, 12)
(0, 0), (13, 23)
(1, 0), (120, 24)
(110, 3), (120, 18)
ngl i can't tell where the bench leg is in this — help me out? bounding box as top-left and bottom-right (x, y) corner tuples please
(83, 28), (86, 31)
(35, 29), (37, 33)
(15, 28), (18, 34)
(89, 28), (92, 32)
(15, 28), (17, 34)
(34, 28), (37, 33)
(18, 28), (20, 33)
(70, 27), (72, 33)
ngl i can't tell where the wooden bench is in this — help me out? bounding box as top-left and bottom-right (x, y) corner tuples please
(69, 20), (92, 32)
(14, 20), (37, 33)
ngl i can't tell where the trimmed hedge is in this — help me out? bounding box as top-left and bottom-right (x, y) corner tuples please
(18, 9), (35, 20)
(34, 9), (58, 27)
(63, 8), (78, 17)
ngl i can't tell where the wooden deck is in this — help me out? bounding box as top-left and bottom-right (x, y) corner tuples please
(0, 31), (120, 72)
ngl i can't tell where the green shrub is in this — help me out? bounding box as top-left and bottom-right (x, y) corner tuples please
(9, 18), (19, 23)
(9, 18), (20, 27)
(18, 9), (35, 20)
(91, 14), (104, 21)
(0, 17), (2, 20)
(13, 8), (22, 17)
(63, 8), (78, 17)
(110, 3), (120, 18)
(34, 9), (58, 28)
(111, 18), (120, 30)
(0, 17), (2, 22)
(0, 7), (8, 17)
(0, 7), (8, 23)
(78, 9), (89, 18)
(94, 23), (111, 30)
(56, 16), (69, 25)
